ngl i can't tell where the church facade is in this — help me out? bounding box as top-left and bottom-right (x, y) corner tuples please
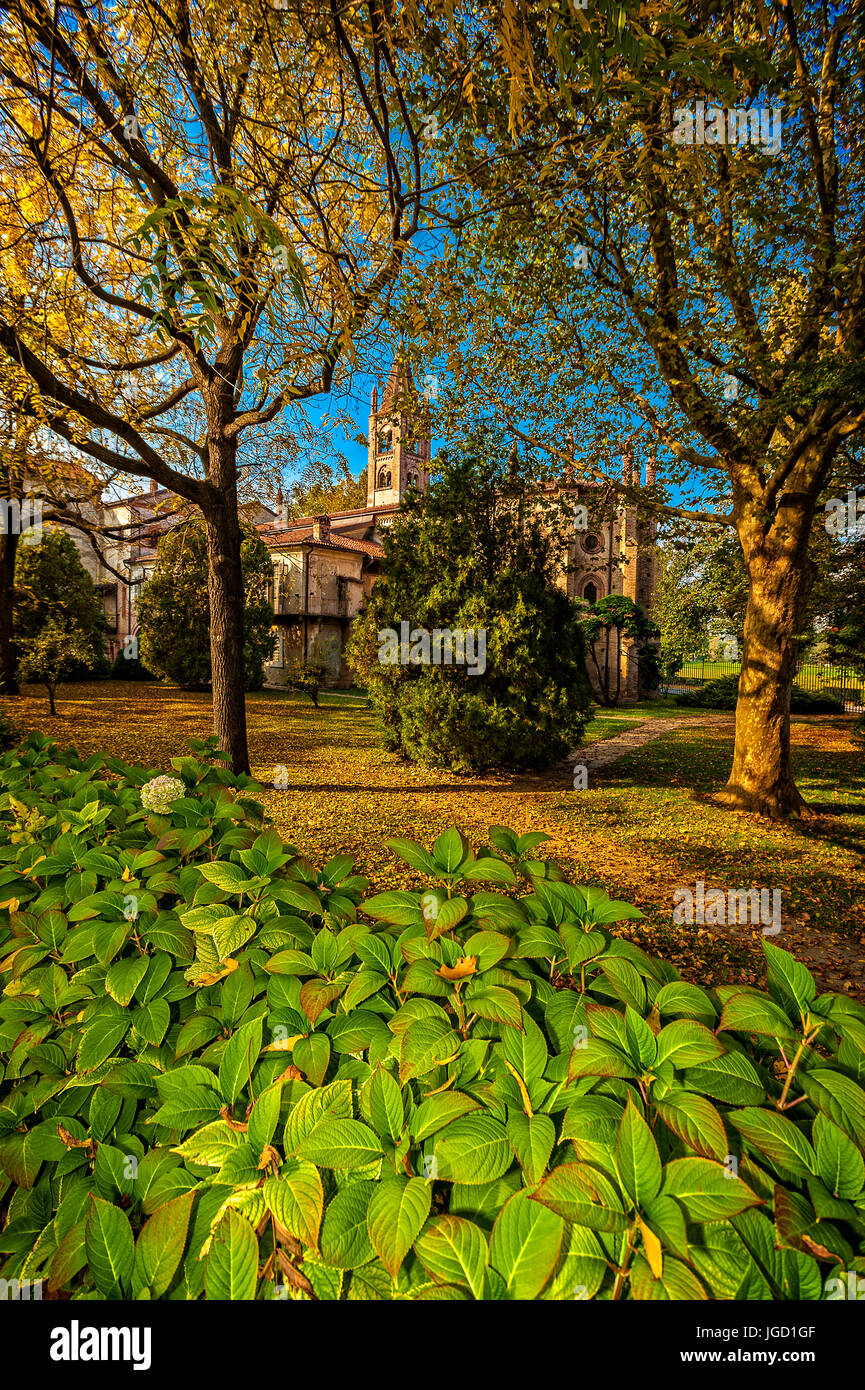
(71, 355), (658, 699)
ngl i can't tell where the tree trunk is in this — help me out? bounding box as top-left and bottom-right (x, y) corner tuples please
(719, 520), (814, 819)
(201, 483), (250, 777)
(46, 681), (56, 715)
(0, 530), (20, 694)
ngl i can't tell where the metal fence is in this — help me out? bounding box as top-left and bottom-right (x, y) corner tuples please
(663, 659), (865, 712)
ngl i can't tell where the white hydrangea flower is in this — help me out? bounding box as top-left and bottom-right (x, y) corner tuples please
(140, 775), (186, 814)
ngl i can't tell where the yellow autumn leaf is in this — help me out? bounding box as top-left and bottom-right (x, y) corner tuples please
(436, 956), (477, 980)
(639, 1219), (664, 1280)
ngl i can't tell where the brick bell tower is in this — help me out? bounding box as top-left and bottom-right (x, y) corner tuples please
(366, 351), (431, 508)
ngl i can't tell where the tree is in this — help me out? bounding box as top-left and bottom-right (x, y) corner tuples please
(652, 522), (750, 677)
(0, 0), (462, 772)
(137, 519), (274, 691)
(281, 660), (328, 708)
(347, 425), (592, 772)
(18, 619), (98, 716)
(578, 594), (659, 708)
(280, 460), (367, 524)
(14, 527), (107, 670)
(406, 0), (865, 817)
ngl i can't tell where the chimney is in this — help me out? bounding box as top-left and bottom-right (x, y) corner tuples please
(371, 385), (378, 411)
(622, 452), (632, 485)
(312, 514), (330, 543)
(646, 455), (656, 486)
(632, 464), (641, 488)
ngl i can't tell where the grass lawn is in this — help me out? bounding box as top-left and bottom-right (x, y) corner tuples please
(6, 679), (865, 997)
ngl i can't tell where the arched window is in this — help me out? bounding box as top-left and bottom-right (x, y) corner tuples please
(378, 430), (393, 453)
(583, 581), (599, 605)
(377, 468), (388, 489)
(385, 470), (392, 488)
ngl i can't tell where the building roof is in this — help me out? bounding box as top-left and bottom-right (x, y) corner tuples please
(266, 529), (384, 558)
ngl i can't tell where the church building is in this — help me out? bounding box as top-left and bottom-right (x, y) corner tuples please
(72, 354), (658, 699)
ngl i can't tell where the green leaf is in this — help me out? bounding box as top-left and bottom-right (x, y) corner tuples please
(654, 981), (717, 1023)
(105, 956), (150, 1007)
(411, 1091), (482, 1143)
(248, 1080), (284, 1152)
(385, 837), (439, 875)
(568, 1036), (637, 1082)
(218, 1017), (263, 1105)
(465, 985), (523, 1029)
(459, 858), (517, 885)
(432, 827), (469, 873)
(198, 861), (254, 894)
(728, 1109), (816, 1179)
(133, 1188), (195, 1297)
(661, 1158), (762, 1220)
(362, 891), (423, 926)
(204, 1208), (259, 1299)
(283, 1080), (353, 1153)
(506, 1111), (555, 1185)
(500, 1013), (549, 1084)
(719, 992), (799, 1043)
(294, 1033), (331, 1087)
(763, 941), (816, 1021)
(624, 1006), (658, 1068)
(654, 1088), (728, 1161)
(85, 1195), (134, 1297)
(489, 1190), (563, 1300)
(655, 1020), (724, 1068)
(799, 1068), (865, 1152)
(414, 1215), (488, 1298)
(212, 915), (256, 958)
(77, 1016), (131, 1073)
(131, 998), (171, 1046)
(434, 1115), (512, 1185)
(295, 1118), (383, 1169)
(150, 1085), (223, 1133)
(262, 1161), (323, 1248)
(530, 1163), (627, 1233)
(367, 1067), (404, 1143)
(399, 1019), (462, 1084)
(617, 1096), (662, 1207)
(367, 1176), (431, 1277)
(813, 1114), (865, 1199)
(319, 1180), (376, 1269)
(681, 1051), (765, 1106)
(172, 1119), (245, 1167)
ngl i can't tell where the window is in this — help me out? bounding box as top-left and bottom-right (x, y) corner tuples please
(583, 581), (598, 604)
(377, 468), (391, 489)
(378, 430), (393, 453)
(582, 532), (602, 553)
(102, 585), (118, 633)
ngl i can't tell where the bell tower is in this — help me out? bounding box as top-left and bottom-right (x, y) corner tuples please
(366, 352), (431, 508)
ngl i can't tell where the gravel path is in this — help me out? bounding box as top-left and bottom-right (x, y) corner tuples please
(565, 714), (735, 772)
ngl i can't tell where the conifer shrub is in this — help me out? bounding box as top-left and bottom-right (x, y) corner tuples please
(1, 736), (864, 1300)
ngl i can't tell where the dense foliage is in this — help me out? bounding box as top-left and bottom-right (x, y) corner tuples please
(347, 427), (592, 773)
(577, 595), (660, 707)
(280, 661), (328, 708)
(675, 676), (844, 715)
(1, 736), (865, 1301)
(18, 619), (102, 717)
(136, 520), (275, 691)
(14, 528), (107, 682)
